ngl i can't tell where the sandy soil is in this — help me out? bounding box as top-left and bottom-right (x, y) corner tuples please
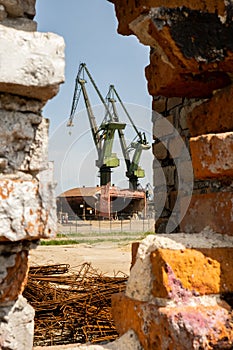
(29, 242), (133, 276)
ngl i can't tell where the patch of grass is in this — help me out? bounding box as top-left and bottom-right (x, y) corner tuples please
(57, 231), (145, 238)
(40, 236), (145, 246)
(40, 230), (156, 246)
(40, 239), (80, 246)
(56, 233), (67, 238)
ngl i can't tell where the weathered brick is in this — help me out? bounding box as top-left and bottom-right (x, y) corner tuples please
(112, 293), (233, 350)
(0, 243), (31, 302)
(146, 50), (231, 98)
(111, 2), (233, 98)
(152, 113), (174, 139)
(0, 111), (48, 173)
(166, 97), (183, 111)
(0, 93), (45, 112)
(152, 141), (167, 160)
(179, 107), (188, 130)
(190, 132), (233, 179)
(150, 248), (233, 298)
(126, 234), (233, 302)
(168, 135), (186, 159)
(152, 96), (166, 114)
(111, 0), (226, 36)
(0, 176), (56, 241)
(180, 192), (233, 235)
(188, 84), (233, 136)
(0, 24), (65, 101)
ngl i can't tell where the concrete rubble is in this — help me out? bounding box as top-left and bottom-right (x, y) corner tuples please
(0, 0), (64, 348)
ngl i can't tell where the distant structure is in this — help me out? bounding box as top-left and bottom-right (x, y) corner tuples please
(57, 185), (146, 221)
(64, 63), (151, 219)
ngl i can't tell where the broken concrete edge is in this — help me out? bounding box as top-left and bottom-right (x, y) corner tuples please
(0, 168), (57, 241)
(33, 329), (143, 350)
(0, 112), (49, 174)
(126, 231), (233, 302)
(0, 295), (35, 350)
(0, 240), (40, 303)
(0, 92), (46, 113)
(0, 24), (65, 102)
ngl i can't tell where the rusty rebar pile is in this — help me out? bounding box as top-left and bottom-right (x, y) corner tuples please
(23, 263), (128, 347)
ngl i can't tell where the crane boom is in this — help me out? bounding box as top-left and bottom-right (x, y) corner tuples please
(79, 79), (101, 151)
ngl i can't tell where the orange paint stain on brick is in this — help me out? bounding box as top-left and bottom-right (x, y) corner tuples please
(150, 248), (233, 298)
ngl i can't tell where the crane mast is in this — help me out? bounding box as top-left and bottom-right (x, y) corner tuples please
(106, 85), (150, 190)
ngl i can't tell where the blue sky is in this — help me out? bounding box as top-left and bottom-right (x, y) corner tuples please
(35, 0), (153, 194)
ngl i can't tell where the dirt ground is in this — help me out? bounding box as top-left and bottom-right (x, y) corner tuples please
(29, 242), (134, 276)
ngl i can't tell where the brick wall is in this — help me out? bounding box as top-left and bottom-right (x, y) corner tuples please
(108, 1), (233, 348)
(110, 0), (233, 235)
(0, 1), (64, 349)
(112, 233), (233, 350)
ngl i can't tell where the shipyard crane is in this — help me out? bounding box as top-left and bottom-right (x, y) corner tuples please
(106, 85), (151, 190)
(67, 63), (126, 186)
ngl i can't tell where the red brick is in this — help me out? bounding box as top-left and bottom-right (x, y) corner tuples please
(111, 1), (226, 35)
(112, 293), (233, 350)
(190, 132), (233, 179)
(111, 2), (233, 98)
(187, 85), (233, 136)
(0, 250), (29, 302)
(150, 248), (233, 298)
(180, 192), (233, 235)
(146, 51), (231, 98)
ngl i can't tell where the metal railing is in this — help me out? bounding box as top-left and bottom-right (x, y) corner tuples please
(57, 216), (155, 235)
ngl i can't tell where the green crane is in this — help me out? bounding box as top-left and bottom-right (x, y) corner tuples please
(67, 63), (125, 186)
(106, 85), (151, 190)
